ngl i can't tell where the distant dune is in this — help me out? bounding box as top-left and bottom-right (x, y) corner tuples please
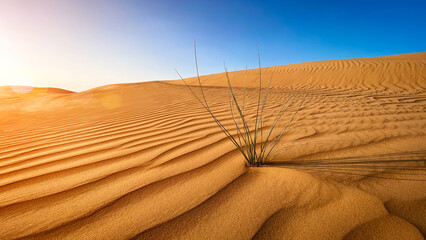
(0, 86), (74, 113)
(0, 53), (425, 239)
(170, 52), (426, 91)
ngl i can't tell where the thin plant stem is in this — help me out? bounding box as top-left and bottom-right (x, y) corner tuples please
(178, 43), (312, 166)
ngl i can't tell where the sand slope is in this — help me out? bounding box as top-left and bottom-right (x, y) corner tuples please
(169, 52), (426, 92)
(0, 53), (425, 239)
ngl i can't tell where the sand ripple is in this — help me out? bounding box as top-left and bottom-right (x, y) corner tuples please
(0, 53), (425, 239)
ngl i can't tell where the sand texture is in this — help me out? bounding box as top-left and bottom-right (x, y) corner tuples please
(0, 53), (425, 239)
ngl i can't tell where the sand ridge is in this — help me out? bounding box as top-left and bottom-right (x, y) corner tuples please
(169, 52), (426, 92)
(0, 53), (425, 239)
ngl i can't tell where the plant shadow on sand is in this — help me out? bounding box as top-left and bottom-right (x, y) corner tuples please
(268, 150), (426, 181)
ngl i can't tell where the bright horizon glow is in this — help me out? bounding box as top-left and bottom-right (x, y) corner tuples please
(0, 0), (425, 92)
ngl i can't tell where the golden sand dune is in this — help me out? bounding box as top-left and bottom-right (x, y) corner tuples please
(0, 87), (74, 113)
(170, 52), (426, 92)
(0, 53), (425, 239)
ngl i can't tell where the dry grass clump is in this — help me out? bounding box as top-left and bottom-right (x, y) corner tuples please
(176, 43), (310, 166)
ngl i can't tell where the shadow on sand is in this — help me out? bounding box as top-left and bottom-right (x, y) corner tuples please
(266, 150), (426, 181)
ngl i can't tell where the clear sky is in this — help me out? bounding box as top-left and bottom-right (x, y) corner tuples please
(0, 0), (425, 92)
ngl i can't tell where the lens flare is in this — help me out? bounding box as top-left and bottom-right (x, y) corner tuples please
(10, 85), (34, 94)
(9, 75), (36, 94)
(99, 93), (122, 109)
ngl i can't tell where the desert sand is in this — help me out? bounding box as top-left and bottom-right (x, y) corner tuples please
(0, 52), (425, 239)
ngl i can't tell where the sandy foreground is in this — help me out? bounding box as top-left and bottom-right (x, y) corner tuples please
(0, 53), (425, 239)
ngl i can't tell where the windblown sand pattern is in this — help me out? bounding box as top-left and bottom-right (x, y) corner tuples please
(0, 53), (425, 239)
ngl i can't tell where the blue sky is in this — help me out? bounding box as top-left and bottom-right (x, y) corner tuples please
(0, 0), (425, 91)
